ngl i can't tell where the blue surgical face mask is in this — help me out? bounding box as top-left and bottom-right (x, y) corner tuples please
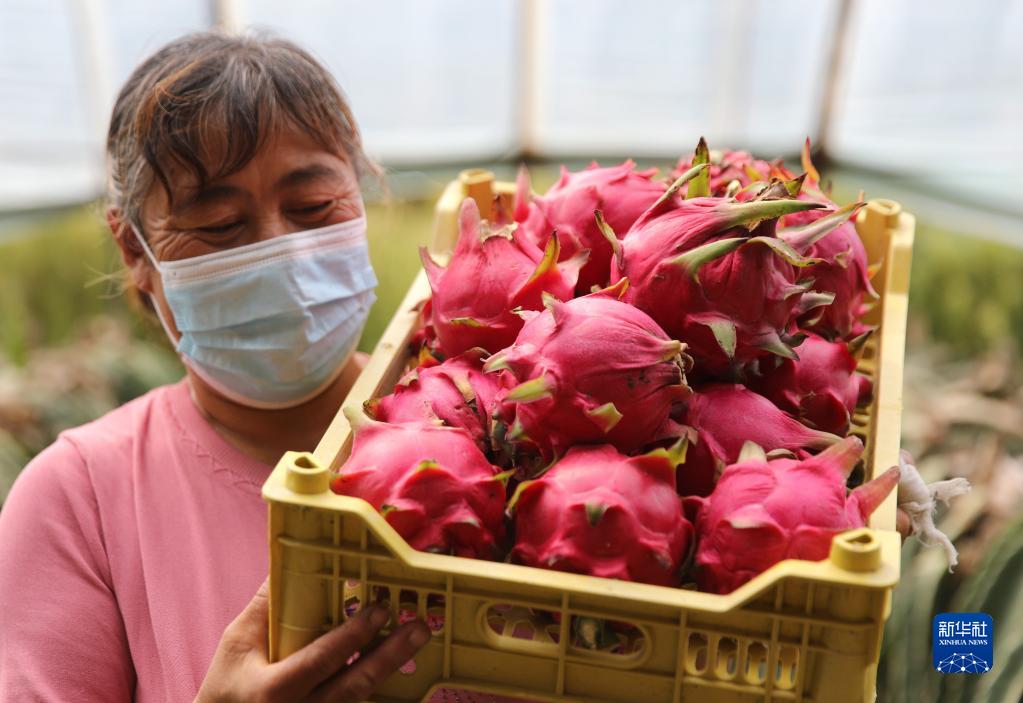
(132, 217), (377, 409)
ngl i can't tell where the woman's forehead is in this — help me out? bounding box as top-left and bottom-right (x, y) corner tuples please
(152, 128), (354, 206)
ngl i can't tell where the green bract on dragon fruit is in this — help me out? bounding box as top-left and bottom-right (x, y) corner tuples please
(332, 138), (889, 592)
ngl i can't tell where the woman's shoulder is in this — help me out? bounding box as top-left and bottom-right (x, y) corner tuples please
(10, 381), (186, 496)
(62, 379), (186, 455)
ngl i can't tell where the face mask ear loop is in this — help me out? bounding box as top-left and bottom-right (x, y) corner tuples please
(131, 223), (181, 348)
(130, 223), (163, 272)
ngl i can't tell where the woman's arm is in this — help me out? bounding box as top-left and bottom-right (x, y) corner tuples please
(0, 438), (135, 701)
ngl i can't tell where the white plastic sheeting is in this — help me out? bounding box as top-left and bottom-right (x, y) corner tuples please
(832, 0), (1023, 210)
(0, 0), (210, 210)
(0, 0), (1019, 212)
(245, 0), (520, 163)
(526, 0), (838, 157)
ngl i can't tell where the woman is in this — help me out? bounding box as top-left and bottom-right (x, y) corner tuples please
(0, 32), (429, 702)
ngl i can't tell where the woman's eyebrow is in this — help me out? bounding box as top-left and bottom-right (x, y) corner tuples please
(173, 184), (244, 215)
(275, 163), (342, 190)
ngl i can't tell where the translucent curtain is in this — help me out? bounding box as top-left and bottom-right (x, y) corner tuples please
(532, 0), (838, 158)
(1, 0), (1019, 209)
(246, 0), (519, 164)
(0, 0), (208, 210)
(831, 0), (1023, 206)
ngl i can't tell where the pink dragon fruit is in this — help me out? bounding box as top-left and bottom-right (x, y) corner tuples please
(668, 138), (877, 340)
(792, 220), (877, 339)
(675, 383), (841, 497)
(515, 160), (666, 294)
(485, 280), (691, 469)
(509, 442), (693, 586)
(747, 332), (873, 436)
(775, 140), (879, 339)
(601, 173), (832, 377)
(330, 408), (509, 559)
(363, 348), (510, 453)
(670, 138), (772, 197)
(687, 437), (900, 593)
(421, 198), (584, 358)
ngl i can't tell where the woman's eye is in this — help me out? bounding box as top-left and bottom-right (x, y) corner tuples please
(291, 201), (334, 216)
(197, 221), (241, 234)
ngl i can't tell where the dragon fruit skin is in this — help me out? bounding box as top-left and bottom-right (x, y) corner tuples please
(364, 349), (511, 453)
(748, 333), (872, 436)
(330, 408), (509, 559)
(688, 437), (900, 594)
(510, 443), (693, 586)
(675, 383), (841, 497)
(485, 281), (691, 467)
(421, 198), (584, 358)
(606, 192), (828, 377)
(515, 161), (666, 295)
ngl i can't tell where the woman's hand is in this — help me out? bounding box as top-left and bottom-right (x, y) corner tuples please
(195, 578), (430, 703)
(896, 507), (913, 541)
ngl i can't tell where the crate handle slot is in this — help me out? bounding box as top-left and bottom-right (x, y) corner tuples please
(283, 451), (329, 494)
(830, 528), (882, 571)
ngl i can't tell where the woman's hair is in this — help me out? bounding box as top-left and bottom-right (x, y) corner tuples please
(106, 30), (377, 229)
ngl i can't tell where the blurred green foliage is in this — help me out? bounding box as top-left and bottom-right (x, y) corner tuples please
(0, 207), (127, 364)
(909, 225), (1023, 357)
(0, 318), (184, 502)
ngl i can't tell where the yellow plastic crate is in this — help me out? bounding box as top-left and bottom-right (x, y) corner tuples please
(263, 169), (915, 703)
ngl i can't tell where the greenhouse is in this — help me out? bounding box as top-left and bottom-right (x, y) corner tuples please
(1, 2), (1021, 702)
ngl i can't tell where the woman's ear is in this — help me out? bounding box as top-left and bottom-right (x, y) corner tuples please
(107, 206), (155, 295)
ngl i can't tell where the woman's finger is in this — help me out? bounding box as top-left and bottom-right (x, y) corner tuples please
(896, 508), (912, 541)
(270, 605), (391, 699)
(311, 619), (431, 703)
(222, 577), (270, 650)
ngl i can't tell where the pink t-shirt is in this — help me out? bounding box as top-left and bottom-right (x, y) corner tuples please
(0, 380), (270, 702)
(0, 380), (526, 703)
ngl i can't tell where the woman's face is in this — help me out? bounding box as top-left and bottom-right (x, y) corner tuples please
(114, 125), (363, 337)
(139, 126), (363, 261)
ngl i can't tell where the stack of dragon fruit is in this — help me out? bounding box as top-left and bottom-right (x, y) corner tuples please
(330, 139), (900, 595)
